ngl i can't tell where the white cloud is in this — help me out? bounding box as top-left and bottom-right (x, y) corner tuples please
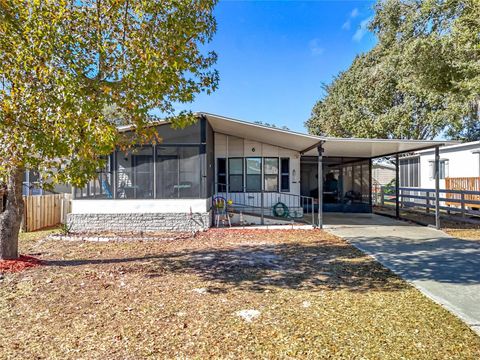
(353, 17), (373, 42)
(309, 38), (325, 56)
(342, 8), (359, 31)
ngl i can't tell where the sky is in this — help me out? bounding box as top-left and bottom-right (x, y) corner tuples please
(174, 0), (377, 133)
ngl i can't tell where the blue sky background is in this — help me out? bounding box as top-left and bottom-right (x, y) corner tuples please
(175, 0), (377, 132)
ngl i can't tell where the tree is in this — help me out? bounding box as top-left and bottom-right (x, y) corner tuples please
(0, 0), (219, 259)
(372, 0), (480, 141)
(307, 48), (456, 139)
(307, 0), (479, 141)
(254, 121), (290, 130)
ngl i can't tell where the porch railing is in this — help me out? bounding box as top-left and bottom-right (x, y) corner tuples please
(214, 183), (315, 225)
(374, 186), (480, 219)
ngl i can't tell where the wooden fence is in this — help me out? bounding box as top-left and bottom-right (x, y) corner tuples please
(445, 177), (480, 208)
(22, 194), (72, 232)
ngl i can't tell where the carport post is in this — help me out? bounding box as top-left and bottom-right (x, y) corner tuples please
(317, 142), (324, 228)
(435, 145), (441, 230)
(395, 153), (400, 219)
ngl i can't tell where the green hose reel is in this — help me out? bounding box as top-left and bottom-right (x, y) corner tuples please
(272, 202), (289, 218)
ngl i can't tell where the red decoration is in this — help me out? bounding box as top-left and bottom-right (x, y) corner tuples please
(0, 255), (42, 273)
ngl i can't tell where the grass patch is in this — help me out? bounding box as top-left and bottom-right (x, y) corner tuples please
(1, 229), (479, 358)
(19, 227), (61, 242)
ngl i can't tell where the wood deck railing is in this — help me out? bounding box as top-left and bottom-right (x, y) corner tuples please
(374, 185), (480, 222)
(445, 177), (480, 208)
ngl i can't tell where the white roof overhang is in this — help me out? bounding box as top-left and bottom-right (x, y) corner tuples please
(200, 112), (454, 158)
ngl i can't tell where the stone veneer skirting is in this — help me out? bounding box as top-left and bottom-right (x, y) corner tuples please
(67, 212), (211, 233)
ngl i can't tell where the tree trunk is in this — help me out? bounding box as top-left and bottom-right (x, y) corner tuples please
(0, 167), (24, 260)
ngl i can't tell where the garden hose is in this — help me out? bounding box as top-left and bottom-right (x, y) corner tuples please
(272, 202), (289, 218)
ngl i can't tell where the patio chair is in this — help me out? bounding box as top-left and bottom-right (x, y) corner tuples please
(101, 178), (113, 199)
(212, 196), (231, 228)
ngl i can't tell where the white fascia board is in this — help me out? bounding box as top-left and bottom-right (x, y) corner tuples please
(72, 199), (210, 214)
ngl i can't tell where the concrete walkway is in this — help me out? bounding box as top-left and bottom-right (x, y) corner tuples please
(324, 213), (480, 335)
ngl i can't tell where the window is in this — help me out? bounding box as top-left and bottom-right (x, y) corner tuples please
(429, 159), (448, 180)
(264, 158), (279, 192)
(217, 158), (227, 192)
(399, 157), (420, 187)
(245, 157), (262, 191)
(280, 158), (290, 192)
(228, 158), (243, 192)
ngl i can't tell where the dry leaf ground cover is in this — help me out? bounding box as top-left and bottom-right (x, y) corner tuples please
(1, 229), (479, 359)
(444, 229), (480, 241)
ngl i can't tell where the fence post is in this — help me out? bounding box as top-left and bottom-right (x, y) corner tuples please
(426, 191), (430, 214)
(434, 146), (441, 230)
(395, 153), (400, 219)
(380, 186), (384, 206)
(61, 196), (65, 224)
(461, 193), (465, 218)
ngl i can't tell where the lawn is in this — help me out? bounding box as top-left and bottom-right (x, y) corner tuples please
(1, 229), (479, 359)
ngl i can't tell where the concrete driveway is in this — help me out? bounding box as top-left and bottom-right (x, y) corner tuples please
(324, 213), (480, 335)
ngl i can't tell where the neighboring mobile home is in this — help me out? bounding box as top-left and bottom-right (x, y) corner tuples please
(23, 170), (71, 196)
(68, 113), (446, 232)
(399, 141), (480, 189)
(372, 162), (395, 187)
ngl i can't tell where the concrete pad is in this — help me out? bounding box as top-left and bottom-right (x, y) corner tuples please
(324, 213), (480, 336)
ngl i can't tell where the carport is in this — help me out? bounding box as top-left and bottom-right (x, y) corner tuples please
(299, 137), (449, 229)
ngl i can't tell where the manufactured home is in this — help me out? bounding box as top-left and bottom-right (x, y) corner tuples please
(68, 113), (446, 232)
(400, 141), (480, 189)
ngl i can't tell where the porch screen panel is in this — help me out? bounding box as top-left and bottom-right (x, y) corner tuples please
(116, 150), (134, 199)
(115, 147), (154, 199)
(353, 164), (362, 195)
(156, 146), (201, 199)
(156, 147), (178, 199)
(179, 147), (201, 198)
(133, 147), (154, 199)
(74, 155), (114, 199)
(362, 162), (370, 203)
(341, 160), (370, 206)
